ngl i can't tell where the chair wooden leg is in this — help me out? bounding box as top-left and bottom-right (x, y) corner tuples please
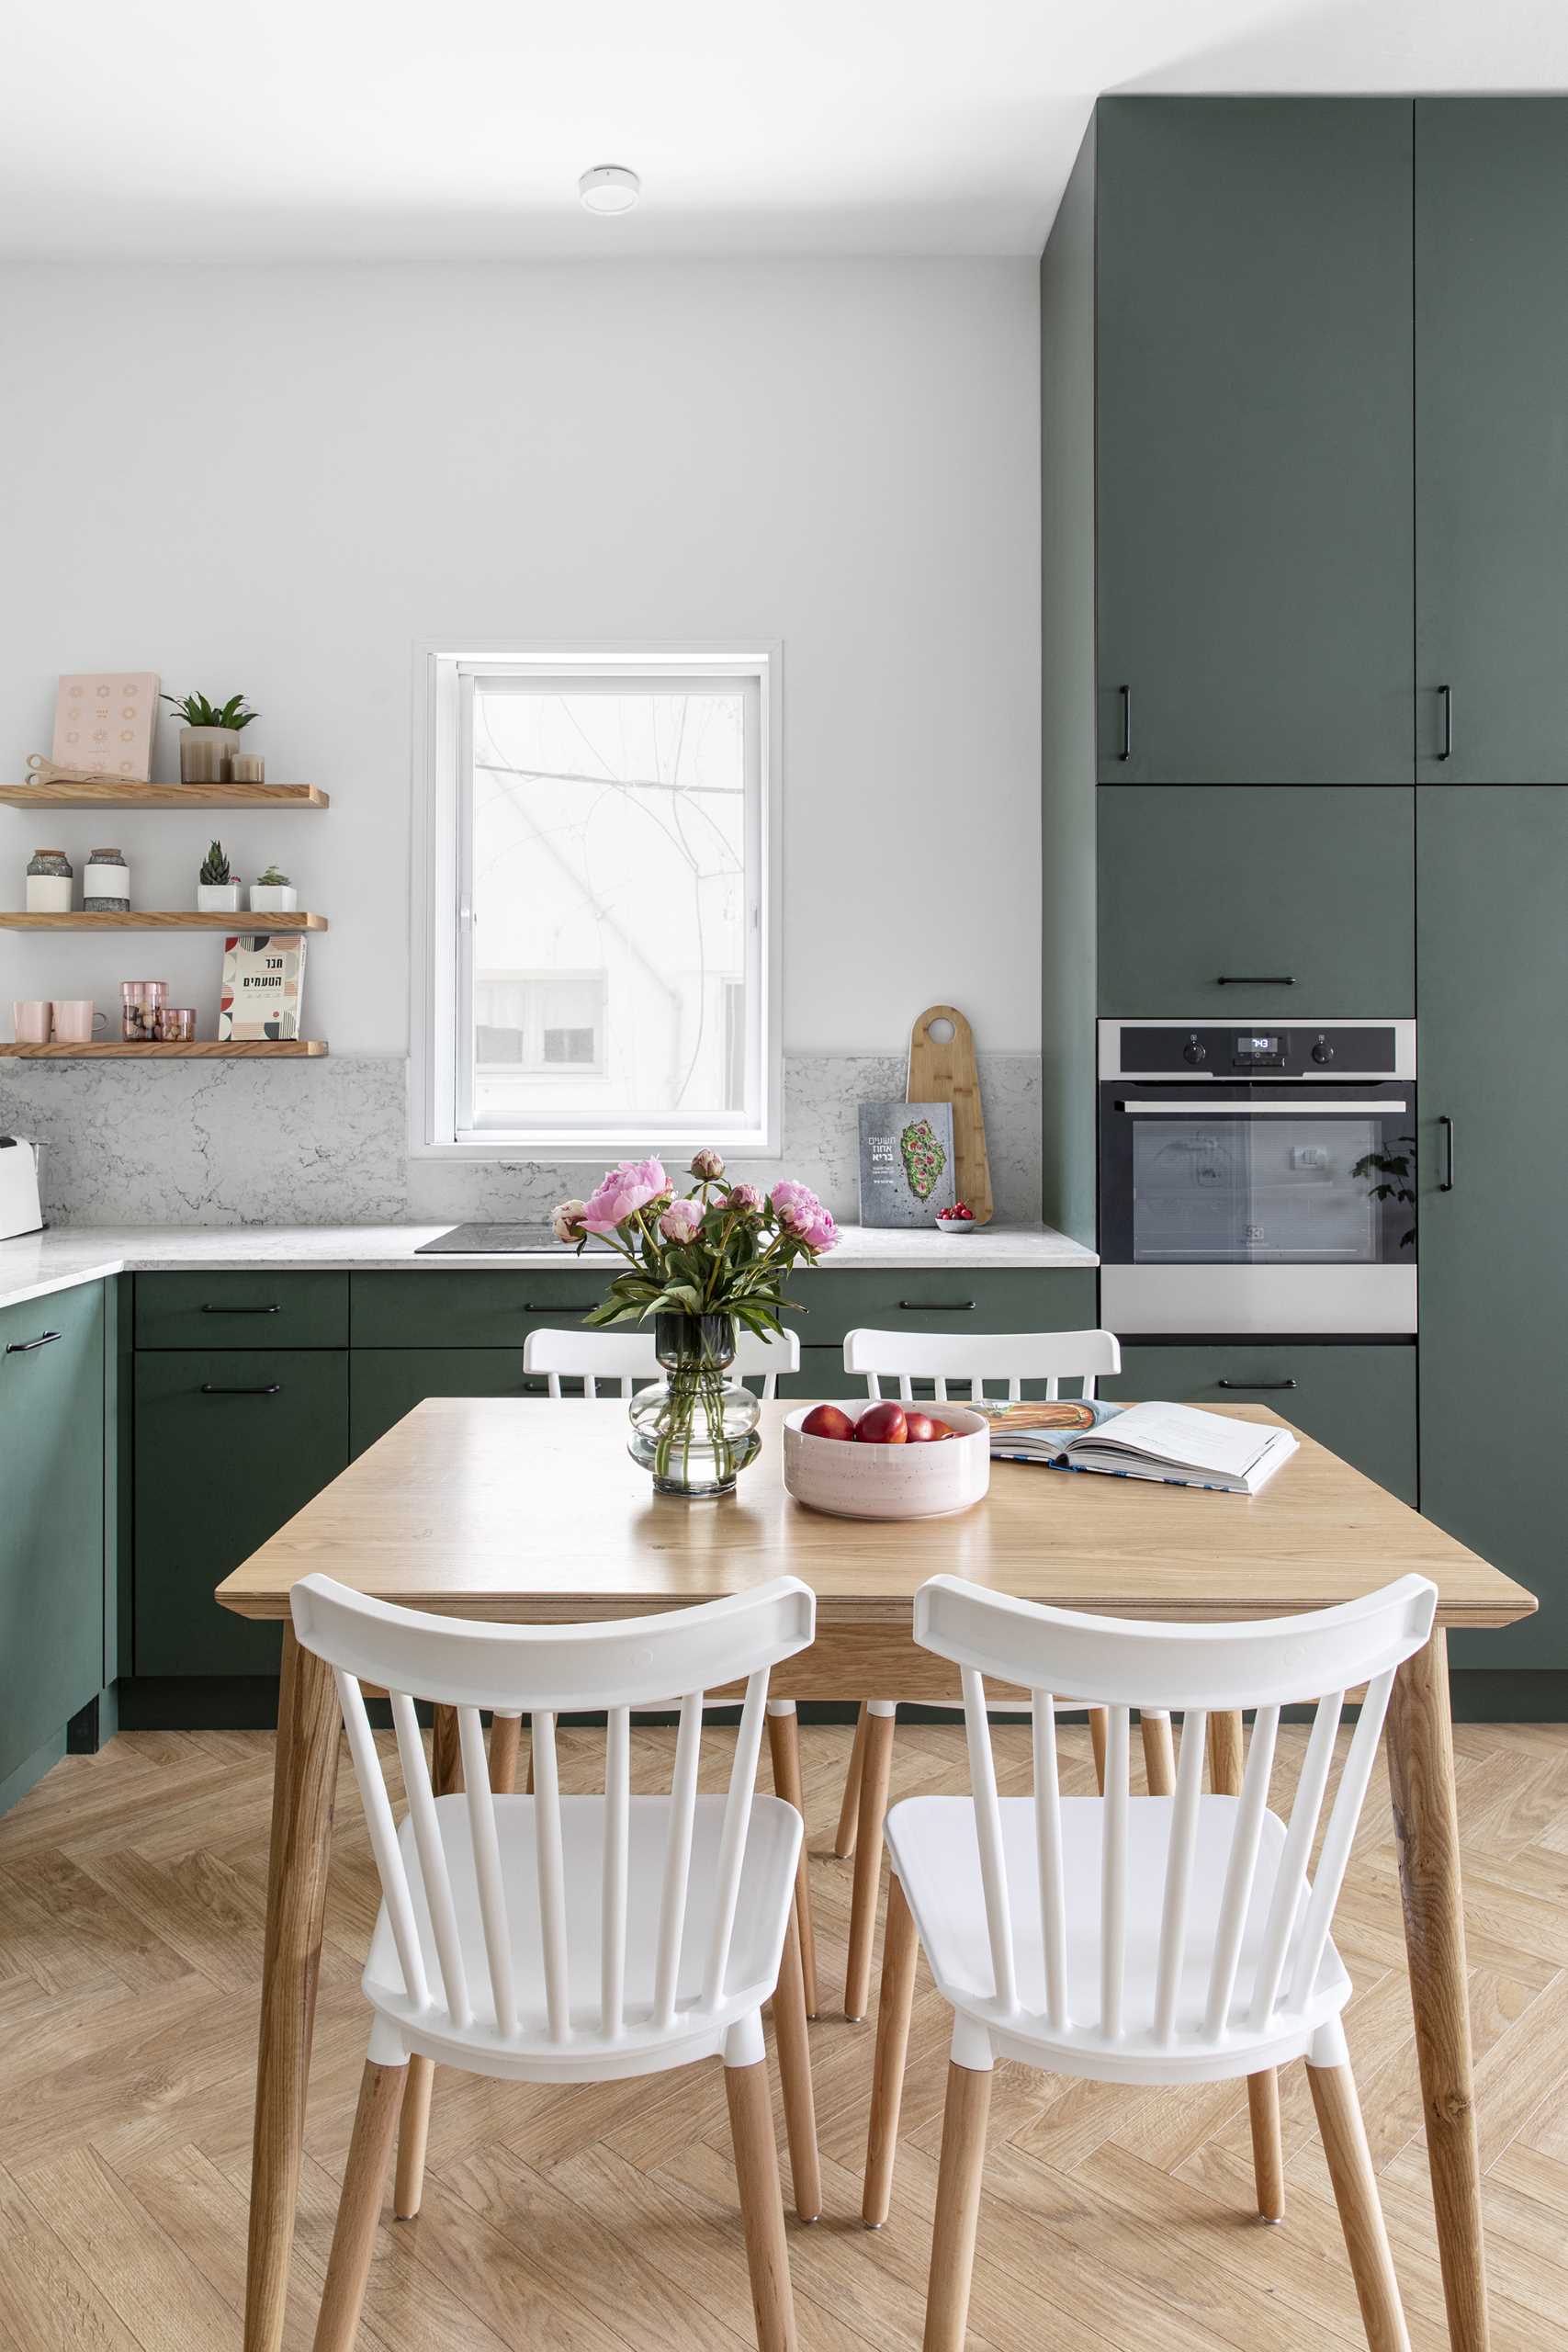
(863, 1872), (919, 2228)
(767, 1704), (819, 2018)
(489, 1712), (523, 1796)
(395, 1709), (463, 2219)
(1248, 2064), (1286, 2223)
(1140, 1709), (1176, 1797)
(844, 1704), (897, 2021)
(923, 2061), (992, 2352)
(725, 2057), (799, 2352)
(772, 1902), (821, 2223)
(835, 1703), (869, 1859)
(1206, 1705), (1283, 2223)
(312, 2058), (406, 2352)
(1088, 1705), (1109, 1792)
(1308, 2060), (1412, 2352)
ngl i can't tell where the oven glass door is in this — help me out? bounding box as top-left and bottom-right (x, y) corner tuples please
(1100, 1084), (1416, 1266)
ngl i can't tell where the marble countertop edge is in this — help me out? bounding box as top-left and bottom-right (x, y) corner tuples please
(0, 1220), (1099, 1315)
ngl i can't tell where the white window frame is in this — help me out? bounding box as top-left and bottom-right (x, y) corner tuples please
(412, 641), (783, 1160)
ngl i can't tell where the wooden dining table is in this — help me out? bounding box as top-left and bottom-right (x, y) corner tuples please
(218, 1396), (1535, 2352)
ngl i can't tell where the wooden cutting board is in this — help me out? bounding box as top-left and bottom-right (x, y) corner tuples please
(906, 1002), (994, 1225)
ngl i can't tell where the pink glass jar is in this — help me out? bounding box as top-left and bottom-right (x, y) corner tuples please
(154, 1006), (197, 1044)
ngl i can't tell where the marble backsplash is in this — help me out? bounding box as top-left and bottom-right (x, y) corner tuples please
(0, 1053), (1044, 1229)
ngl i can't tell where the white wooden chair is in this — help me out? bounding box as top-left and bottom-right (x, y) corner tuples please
(290, 1571), (819, 2352)
(833, 1328), (1175, 2022)
(865, 1570), (1437, 2352)
(523, 1322), (799, 1398)
(520, 1322), (821, 2014)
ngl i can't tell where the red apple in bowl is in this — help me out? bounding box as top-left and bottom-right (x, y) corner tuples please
(800, 1403), (857, 1442)
(856, 1400), (908, 1445)
(904, 1411), (941, 1443)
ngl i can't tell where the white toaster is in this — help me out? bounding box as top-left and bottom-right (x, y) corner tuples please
(0, 1137), (44, 1238)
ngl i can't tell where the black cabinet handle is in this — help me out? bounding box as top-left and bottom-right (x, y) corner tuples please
(1217, 1376), (1297, 1391)
(200, 1302), (281, 1316)
(520, 1304), (574, 1315)
(898, 1299), (976, 1313)
(1216, 975), (1295, 987)
(6, 1329), (62, 1354)
(1115, 684), (1132, 762)
(200, 1381), (284, 1396)
(1438, 1113), (1455, 1193)
(1437, 684), (1453, 763)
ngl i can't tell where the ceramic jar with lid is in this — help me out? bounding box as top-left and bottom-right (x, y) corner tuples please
(121, 979), (167, 1043)
(25, 849), (73, 913)
(84, 848), (130, 912)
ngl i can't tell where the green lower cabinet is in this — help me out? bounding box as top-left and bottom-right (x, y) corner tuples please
(351, 1350), (547, 1459)
(0, 1281), (105, 1785)
(1103, 1344), (1417, 1506)
(133, 1348), (348, 1675)
(785, 1268), (1098, 1350)
(350, 1272), (608, 1349)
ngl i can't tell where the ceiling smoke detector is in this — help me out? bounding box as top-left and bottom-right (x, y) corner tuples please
(579, 165), (641, 217)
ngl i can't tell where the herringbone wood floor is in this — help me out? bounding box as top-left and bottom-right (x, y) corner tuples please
(2, 1715), (1566, 2351)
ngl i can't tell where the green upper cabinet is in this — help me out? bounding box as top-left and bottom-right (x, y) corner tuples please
(1095, 97), (1415, 785)
(1098, 786), (1416, 1016)
(1417, 789), (1568, 1668)
(1416, 100), (1568, 783)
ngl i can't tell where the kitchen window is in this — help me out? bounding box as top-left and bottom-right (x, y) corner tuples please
(414, 647), (781, 1158)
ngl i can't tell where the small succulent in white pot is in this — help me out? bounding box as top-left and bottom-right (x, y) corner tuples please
(196, 839), (243, 914)
(248, 862), (298, 915)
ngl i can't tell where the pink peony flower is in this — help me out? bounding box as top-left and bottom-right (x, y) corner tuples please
(728, 1182), (764, 1214)
(770, 1180), (837, 1251)
(659, 1197), (705, 1244)
(581, 1156), (671, 1236)
(689, 1147), (726, 1180)
(551, 1198), (588, 1244)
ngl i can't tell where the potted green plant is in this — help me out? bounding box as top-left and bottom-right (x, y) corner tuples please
(197, 840), (242, 915)
(161, 691), (259, 785)
(248, 862), (297, 916)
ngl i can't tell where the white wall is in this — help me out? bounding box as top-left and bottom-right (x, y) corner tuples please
(0, 260), (1040, 1060)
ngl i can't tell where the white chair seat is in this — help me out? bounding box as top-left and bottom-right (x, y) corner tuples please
(365, 1792), (802, 2082)
(886, 1792), (1349, 2086)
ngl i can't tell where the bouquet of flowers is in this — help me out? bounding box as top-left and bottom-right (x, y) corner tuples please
(552, 1150), (839, 1494)
(553, 1148), (838, 1335)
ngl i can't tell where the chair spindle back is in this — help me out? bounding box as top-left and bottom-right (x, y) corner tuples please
(844, 1326), (1122, 1405)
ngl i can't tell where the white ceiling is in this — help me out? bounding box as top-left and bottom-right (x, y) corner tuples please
(6, 0), (1568, 260)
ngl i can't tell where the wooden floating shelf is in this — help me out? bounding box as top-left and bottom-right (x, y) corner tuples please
(0, 782), (328, 809)
(0, 910), (327, 932)
(0, 1040), (328, 1059)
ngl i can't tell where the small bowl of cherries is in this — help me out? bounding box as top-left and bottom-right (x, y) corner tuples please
(936, 1200), (979, 1233)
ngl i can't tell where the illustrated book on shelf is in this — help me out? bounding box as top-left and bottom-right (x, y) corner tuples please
(219, 933), (307, 1040)
(51, 673), (159, 781)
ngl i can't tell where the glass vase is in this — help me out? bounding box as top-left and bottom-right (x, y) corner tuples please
(627, 1312), (761, 1498)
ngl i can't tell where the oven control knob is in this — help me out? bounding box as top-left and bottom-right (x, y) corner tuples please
(1311, 1039), (1334, 1065)
(1182, 1041), (1207, 1066)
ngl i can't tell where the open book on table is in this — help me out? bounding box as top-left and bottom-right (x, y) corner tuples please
(977, 1397), (1299, 1497)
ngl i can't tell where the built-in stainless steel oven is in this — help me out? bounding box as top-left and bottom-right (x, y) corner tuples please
(1099, 1020), (1417, 1336)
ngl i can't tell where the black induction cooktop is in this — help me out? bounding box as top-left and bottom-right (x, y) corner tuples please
(414, 1224), (565, 1254)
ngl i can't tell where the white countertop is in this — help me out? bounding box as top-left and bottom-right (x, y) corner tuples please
(0, 1219), (1097, 1316)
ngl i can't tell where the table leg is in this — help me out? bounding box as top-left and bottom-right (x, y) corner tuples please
(767, 1702), (819, 2018)
(844, 1703), (897, 2022)
(1387, 1629), (1488, 2352)
(243, 1627), (341, 2352)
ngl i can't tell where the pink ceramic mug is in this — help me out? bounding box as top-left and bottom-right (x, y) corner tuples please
(51, 1000), (107, 1043)
(12, 1001), (51, 1045)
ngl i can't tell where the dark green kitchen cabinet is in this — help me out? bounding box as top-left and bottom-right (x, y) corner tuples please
(1095, 97), (1415, 784)
(1104, 1343), (1416, 1508)
(1416, 100), (1568, 783)
(1417, 789), (1568, 1668)
(350, 1271), (608, 1349)
(1098, 786), (1416, 1015)
(0, 1282), (105, 1785)
(133, 1348), (348, 1675)
(134, 1270), (348, 1350)
(351, 1349), (546, 1459)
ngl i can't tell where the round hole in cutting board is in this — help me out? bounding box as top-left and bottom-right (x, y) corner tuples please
(928, 1016), (955, 1044)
